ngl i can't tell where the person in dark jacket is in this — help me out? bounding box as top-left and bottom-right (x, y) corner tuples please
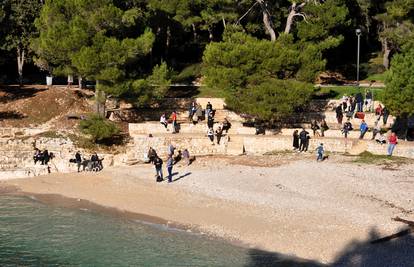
(355, 92), (364, 112)
(342, 120), (353, 138)
(215, 126), (223, 145)
(75, 151), (82, 172)
(382, 107), (389, 125)
(336, 104), (343, 124)
(320, 119), (329, 137)
(41, 149), (50, 165)
(222, 118), (231, 133)
(166, 155), (174, 183)
(299, 128), (309, 152)
(153, 156), (163, 182)
(147, 147), (157, 163)
(293, 130), (300, 150)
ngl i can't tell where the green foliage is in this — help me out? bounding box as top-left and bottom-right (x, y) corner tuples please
(227, 79), (313, 121)
(384, 44), (414, 116)
(79, 115), (120, 142)
(203, 31), (317, 120)
(173, 63), (202, 83)
(32, 0), (161, 106)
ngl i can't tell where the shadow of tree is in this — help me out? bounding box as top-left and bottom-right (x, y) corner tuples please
(0, 86), (46, 103)
(244, 249), (323, 267)
(244, 227), (414, 267)
(0, 111), (26, 120)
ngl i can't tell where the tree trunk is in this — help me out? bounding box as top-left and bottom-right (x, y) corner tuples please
(17, 47), (25, 86)
(95, 81), (106, 118)
(208, 28), (214, 41)
(78, 76), (83, 89)
(257, 0), (276, 41)
(284, 2), (307, 34)
(285, 3), (297, 34)
(192, 23), (197, 41)
(382, 39), (391, 69)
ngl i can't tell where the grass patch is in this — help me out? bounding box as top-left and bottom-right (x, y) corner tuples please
(37, 131), (65, 139)
(263, 149), (295, 156)
(352, 151), (408, 165)
(365, 72), (387, 83)
(313, 86), (384, 101)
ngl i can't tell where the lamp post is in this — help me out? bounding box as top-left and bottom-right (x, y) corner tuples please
(356, 28), (362, 86)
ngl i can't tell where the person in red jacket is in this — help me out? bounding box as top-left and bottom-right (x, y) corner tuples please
(387, 132), (398, 156)
(170, 111), (177, 133)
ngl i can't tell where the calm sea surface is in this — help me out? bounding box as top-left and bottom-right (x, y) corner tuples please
(0, 194), (290, 266)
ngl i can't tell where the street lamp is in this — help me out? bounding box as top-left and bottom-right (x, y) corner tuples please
(356, 28), (362, 86)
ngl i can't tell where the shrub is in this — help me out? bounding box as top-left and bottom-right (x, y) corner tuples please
(79, 115), (120, 143)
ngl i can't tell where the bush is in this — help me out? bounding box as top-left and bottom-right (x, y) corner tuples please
(79, 115), (120, 143)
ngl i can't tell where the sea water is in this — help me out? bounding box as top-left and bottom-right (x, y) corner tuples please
(0, 195), (292, 266)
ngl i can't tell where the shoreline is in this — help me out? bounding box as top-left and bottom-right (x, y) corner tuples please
(2, 154), (414, 264)
(4, 190), (251, 249)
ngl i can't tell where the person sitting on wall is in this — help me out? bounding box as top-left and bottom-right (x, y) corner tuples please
(41, 149), (50, 165)
(33, 148), (42, 164)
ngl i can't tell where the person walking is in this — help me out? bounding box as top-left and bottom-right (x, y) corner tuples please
(75, 151), (82, 172)
(299, 128), (309, 152)
(154, 156), (163, 182)
(359, 120), (368, 139)
(316, 143), (324, 161)
(292, 130), (300, 150)
(320, 119), (329, 137)
(310, 120), (320, 137)
(215, 126), (223, 145)
(342, 120), (353, 138)
(335, 104), (343, 125)
(207, 115), (214, 129)
(387, 132), (398, 156)
(166, 155), (174, 183)
(207, 127), (215, 145)
(206, 101), (213, 117)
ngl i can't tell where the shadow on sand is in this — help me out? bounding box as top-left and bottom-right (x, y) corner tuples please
(244, 226), (414, 267)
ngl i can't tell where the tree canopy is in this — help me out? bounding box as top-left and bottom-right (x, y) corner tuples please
(0, 0), (413, 119)
(384, 42), (414, 116)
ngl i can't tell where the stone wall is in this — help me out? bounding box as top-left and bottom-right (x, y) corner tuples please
(0, 137), (116, 179)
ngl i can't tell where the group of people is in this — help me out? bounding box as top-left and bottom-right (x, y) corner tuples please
(310, 119), (329, 137)
(292, 128), (311, 152)
(159, 111), (178, 133)
(71, 151), (103, 172)
(33, 148), (53, 165)
(149, 145), (192, 183)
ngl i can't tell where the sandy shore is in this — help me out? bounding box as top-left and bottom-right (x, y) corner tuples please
(2, 154), (414, 264)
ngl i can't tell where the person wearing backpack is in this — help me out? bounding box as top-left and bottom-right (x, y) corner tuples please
(359, 120), (368, 139)
(153, 156), (163, 182)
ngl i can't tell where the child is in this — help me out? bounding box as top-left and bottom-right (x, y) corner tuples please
(316, 143), (324, 161)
